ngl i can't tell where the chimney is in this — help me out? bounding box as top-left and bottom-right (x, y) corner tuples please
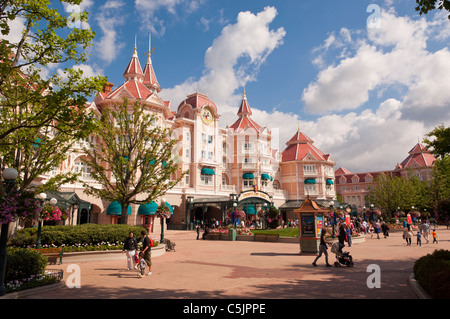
(103, 82), (114, 94)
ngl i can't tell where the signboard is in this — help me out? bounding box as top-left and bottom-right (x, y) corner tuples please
(238, 190), (271, 202)
(345, 214), (351, 226)
(317, 215), (323, 236)
(301, 213), (315, 237)
(407, 213), (412, 224)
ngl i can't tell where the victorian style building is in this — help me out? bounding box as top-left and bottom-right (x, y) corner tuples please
(40, 39), (337, 231)
(335, 143), (437, 212)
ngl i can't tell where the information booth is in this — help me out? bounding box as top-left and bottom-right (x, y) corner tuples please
(293, 196), (329, 254)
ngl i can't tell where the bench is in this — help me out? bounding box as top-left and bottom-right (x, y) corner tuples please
(253, 233), (279, 242)
(32, 248), (64, 265)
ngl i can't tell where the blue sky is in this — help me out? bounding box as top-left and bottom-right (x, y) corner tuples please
(7, 0), (449, 173)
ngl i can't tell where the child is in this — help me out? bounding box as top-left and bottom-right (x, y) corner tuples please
(416, 231), (421, 246)
(432, 229), (438, 244)
(138, 252), (146, 278)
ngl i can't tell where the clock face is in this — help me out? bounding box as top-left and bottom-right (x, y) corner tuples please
(201, 108), (213, 125)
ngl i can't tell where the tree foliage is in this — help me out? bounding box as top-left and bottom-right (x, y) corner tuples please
(0, 0), (106, 195)
(82, 99), (188, 224)
(423, 123), (450, 159)
(415, 0), (450, 19)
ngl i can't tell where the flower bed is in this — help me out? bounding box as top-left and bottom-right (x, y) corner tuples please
(209, 226), (253, 236)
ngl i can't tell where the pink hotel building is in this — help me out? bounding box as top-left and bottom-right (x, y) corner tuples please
(40, 41), (434, 231)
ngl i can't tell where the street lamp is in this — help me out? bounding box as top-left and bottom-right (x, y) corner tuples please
(0, 168), (18, 297)
(35, 193), (48, 249)
(186, 195), (194, 230)
(370, 204), (374, 221)
(329, 201), (335, 238)
(160, 198), (166, 244)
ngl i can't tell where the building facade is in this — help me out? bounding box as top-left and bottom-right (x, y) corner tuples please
(39, 40), (337, 231)
(335, 143), (437, 212)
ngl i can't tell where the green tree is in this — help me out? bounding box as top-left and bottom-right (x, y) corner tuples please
(0, 0), (106, 194)
(423, 124), (450, 159)
(81, 99), (188, 224)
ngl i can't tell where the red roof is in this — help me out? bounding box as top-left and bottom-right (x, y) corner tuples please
(177, 92), (217, 113)
(143, 58), (161, 92)
(281, 130), (329, 162)
(398, 143), (436, 169)
(229, 90), (263, 133)
(123, 47), (144, 80)
(107, 80), (153, 100)
(335, 167), (353, 175)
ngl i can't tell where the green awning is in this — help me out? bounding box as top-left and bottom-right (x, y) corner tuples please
(304, 179), (317, 184)
(261, 174), (270, 180)
(244, 205), (256, 215)
(201, 168), (215, 175)
(326, 179), (334, 185)
(138, 201), (158, 215)
(243, 173), (254, 179)
(106, 201), (131, 215)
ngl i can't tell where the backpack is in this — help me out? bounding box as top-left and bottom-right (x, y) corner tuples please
(149, 237), (154, 247)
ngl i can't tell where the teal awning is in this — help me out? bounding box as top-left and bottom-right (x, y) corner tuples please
(201, 168), (215, 175)
(106, 201), (131, 215)
(261, 174), (270, 180)
(244, 205), (256, 215)
(326, 179), (334, 185)
(243, 173), (254, 179)
(304, 179), (317, 184)
(138, 201), (158, 215)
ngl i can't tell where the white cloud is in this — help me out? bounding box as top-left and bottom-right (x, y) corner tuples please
(160, 6), (286, 113)
(94, 1), (126, 65)
(135, 0), (205, 34)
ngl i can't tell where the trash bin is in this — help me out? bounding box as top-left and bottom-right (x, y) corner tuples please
(228, 228), (236, 241)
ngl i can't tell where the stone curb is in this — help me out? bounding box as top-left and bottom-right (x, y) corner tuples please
(408, 273), (432, 299)
(0, 281), (65, 299)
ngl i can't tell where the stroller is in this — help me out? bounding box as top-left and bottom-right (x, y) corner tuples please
(330, 242), (354, 267)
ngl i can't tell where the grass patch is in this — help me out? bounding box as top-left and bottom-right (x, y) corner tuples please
(252, 228), (299, 237)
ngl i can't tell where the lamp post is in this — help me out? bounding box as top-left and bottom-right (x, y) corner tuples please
(263, 203), (268, 229)
(0, 168), (19, 297)
(35, 192), (47, 249)
(370, 203), (374, 222)
(160, 198), (166, 244)
(329, 201), (335, 238)
(232, 203), (237, 229)
(187, 195), (194, 230)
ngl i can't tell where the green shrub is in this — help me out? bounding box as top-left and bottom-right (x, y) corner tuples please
(5, 247), (48, 282)
(9, 224), (148, 250)
(413, 249), (450, 298)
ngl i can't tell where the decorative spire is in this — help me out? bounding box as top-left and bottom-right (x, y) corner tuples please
(237, 88), (252, 117)
(143, 32), (161, 92)
(123, 37), (144, 81)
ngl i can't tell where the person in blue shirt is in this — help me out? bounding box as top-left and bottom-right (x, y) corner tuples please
(416, 231), (422, 246)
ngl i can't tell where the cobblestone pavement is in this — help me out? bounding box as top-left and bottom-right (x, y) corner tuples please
(24, 227), (450, 299)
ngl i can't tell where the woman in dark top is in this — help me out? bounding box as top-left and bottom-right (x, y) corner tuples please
(141, 230), (152, 276)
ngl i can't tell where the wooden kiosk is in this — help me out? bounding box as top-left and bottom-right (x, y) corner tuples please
(293, 196), (329, 254)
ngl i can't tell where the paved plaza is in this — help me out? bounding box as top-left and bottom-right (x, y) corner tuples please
(18, 227), (450, 299)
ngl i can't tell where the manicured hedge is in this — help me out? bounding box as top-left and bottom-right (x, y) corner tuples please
(413, 249), (450, 299)
(6, 247), (47, 281)
(9, 224), (148, 250)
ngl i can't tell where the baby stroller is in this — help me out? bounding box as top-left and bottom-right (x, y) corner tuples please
(330, 242), (354, 267)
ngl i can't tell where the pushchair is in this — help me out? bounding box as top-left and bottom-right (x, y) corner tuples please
(330, 242), (354, 267)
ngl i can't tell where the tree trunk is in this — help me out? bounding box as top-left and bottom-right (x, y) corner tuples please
(121, 204), (128, 225)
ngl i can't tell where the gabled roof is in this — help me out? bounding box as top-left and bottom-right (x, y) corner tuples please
(229, 90), (262, 133)
(335, 167), (353, 175)
(177, 91), (217, 114)
(398, 143), (436, 169)
(281, 129), (331, 162)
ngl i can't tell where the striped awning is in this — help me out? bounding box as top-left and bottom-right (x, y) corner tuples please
(106, 201), (131, 215)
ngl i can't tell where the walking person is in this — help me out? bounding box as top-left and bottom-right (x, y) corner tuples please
(432, 229), (438, 244)
(346, 225), (352, 247)
(140, 230), (153, 276)
(404, 225), (413, 246)
(416, 231), (421, 246)
(312, 230), (332, 267)
(422, 221), (430, 244)
(122, 231), (138, 270)
(196, 224), (200, 240)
